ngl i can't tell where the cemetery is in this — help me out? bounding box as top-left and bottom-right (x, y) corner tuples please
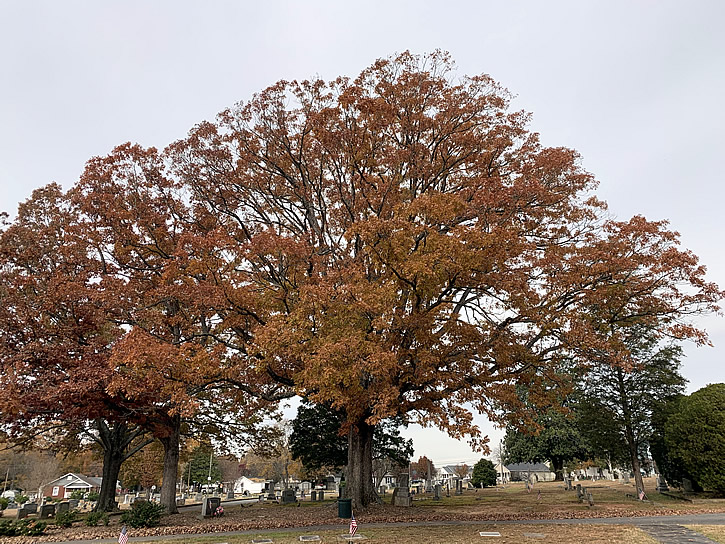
(0, 476), (723, 543)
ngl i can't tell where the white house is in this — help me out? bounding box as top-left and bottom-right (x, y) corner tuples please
(494, 462), (510, 484)
(437, 465), (473, 488)
(233, 476), (268, 495)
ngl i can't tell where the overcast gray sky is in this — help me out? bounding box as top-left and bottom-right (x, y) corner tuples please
(2, 1), (724, 465)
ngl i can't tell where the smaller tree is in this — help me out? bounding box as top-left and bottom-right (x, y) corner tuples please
(453, 464), (470, 479)
(471, 459), (497, 488)
(409, 456), (435, 482)
(664, 384), (725, 494)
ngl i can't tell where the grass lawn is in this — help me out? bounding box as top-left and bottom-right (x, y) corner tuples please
(127, 523), (660, 544)
(686, 525), (725, 543)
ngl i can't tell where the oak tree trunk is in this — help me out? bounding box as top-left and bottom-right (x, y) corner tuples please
(158, 414), (181, 514)
(97, 446), (123, 512)
(347, 419), (377, 510)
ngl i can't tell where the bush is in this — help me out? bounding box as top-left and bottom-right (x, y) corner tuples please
(70, 490), (85, 500)
(120, 501), (165, 528)
(85, 511), (110, 526)
(54, 510), (78, 528)
(0, 519), (47, 536)
(14, 494), (29, 505)
(0, 497), (8, 510)
(471, 458), (497, 488)
(86, 491), (100, 502)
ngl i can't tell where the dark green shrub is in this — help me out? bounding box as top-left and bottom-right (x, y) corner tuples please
(70, 490), (85, 500)
(471, 458), (497, 488)
(0, 519), (47, 536)
(85, 511), (110, 526)
(0, 497), (8, 510)
(120, 501), (165, 528)
(54, 510), (78, 528)
(86, 491), (100, 502)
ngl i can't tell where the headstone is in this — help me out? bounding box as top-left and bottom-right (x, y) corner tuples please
(281, 489), (297, 504)
(317, 490), (324, 501)
(152, 493), (161, 502)
(39, 503), (56, 519)
(564, 477), (572, 490)
(252, 540), (274, 544)
(15, 507), (30, 519)
(656, 475), (669, 492)
(176, 498), (186, 506)
(124, 494), (132, 504)
(267, 491), (277, 501)
(393, 472), (412, 507)
(522, 533), (547, 539)
(299, 536), (321, 542)
(226, 491), (234, 500)
(56, 501), (70, 514)
(69, 499), (79, 509)
(201, 496), (222, 518)
(433, 484), (442, 500)
(455, 478), (463, 495)
(378, 486), (386, 495)
(623, 473), (630, 484)
(587, 492), (594, 507)
(310, 490), (317, 501)
(24, 503), (37, 514)
(682, 477), (694, 493)
(479, 532), (501, 537)
(7, 502), (17, 510)
(575, 484), (582, 499)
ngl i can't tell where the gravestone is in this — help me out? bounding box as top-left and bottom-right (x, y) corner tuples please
(682, 477), (694, 493)
(393, 472), (412, 507)
(433, 484), (442, 500)
(281, 489), (297, 504)
(201, 496), (221, 518)
(56, 501), (70, 514)
(587, 492), (594, 507)
(623, 473), (630, 484)
(227, 491), (234, 500)
(15, 507), (30, 519)
(124, 494), (132, 504)
(252, 540), (274, 544)
(39, 503), (56, 519)
(24, 503), (37, 514)
(317, 490), (324, 501)
(267, 491), (277, 501)
(176, 498), (186, 506)
(378, 486), (386, 495)
(564, 477), (572, 490)
(310, 490), (317, 501)
(69, 499), (80, 509)
(575, 484), (582, 499)
(7, 502), (17, 510)
(656, 475), (669, 492)
(195, 493), (204, 502)
(152, 493), (161, 502)
(299, 536), (321, 542)
(455, 478), (463, 495)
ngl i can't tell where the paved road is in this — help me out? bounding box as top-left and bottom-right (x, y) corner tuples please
(48, 513), (725, 544)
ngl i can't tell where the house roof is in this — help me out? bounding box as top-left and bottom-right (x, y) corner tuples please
(441, 465), (473, 475)
(505, 463), (552, 472)
(45, 473), (103, 488)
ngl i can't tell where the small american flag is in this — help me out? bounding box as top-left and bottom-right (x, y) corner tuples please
(638, 489), (646, 501)
(349, 513), (358, 536)
(118, 525), (129, 544)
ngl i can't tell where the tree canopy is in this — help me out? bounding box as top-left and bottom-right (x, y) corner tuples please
(1, 51), (721, 509)
(664, 383), (725, 494)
